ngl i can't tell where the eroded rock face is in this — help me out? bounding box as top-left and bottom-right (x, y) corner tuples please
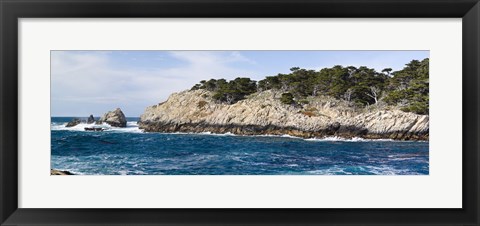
(139, 90), (429, 140)
(98, 108), (127, 127)
(66, 118), (81, 127)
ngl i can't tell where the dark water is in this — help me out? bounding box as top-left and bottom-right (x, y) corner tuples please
(51, 117), (429, 175)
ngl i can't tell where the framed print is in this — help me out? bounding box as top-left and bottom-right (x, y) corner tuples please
(1, 0), (479, 225)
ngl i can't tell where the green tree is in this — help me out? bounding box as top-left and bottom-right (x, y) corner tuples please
(191, 58), (429, 114)
(382, 68), (393, 76)
(384, 58), (429, 114)
(208, 77), (257, 104)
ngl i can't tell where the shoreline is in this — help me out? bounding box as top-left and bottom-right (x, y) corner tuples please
(51, 120), (428, 141)
(51, 169), (74, 175)
(138, 121), (429, 141)
(51, 121), (427, 142)
(148, 131), (428, 142)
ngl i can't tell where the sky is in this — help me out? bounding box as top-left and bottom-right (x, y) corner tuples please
(51, 50), (429, 117)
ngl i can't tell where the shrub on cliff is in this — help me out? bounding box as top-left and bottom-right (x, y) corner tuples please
(280, 93), (295, 105)
(197, 100), (208, 108)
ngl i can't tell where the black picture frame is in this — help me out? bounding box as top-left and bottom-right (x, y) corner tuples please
(1, 0), (479, 225)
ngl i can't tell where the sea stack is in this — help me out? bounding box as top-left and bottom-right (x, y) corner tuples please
(87, 114), (95, 123)
(97, 108), (127, 127)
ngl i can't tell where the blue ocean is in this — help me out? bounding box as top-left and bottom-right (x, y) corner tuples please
(51, 117), (429, 175)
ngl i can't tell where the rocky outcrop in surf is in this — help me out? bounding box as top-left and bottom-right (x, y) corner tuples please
(87, 114), (95, 124)
(97, 108), (127, 127)
(66, 115), (96, 127)
(139, 90), (429, 140)
(65, 118), (81, 127)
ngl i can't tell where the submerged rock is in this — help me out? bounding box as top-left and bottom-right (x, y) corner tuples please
(97, 108), (127, 127)
(65, 118), (81, 127)
(84, 127), (106, 131)
(87, 114), (95, 123)
(138, 90), (429, 140)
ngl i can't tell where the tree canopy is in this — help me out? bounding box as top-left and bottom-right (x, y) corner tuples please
(191, 77), (257, 104)
(191, 58), (429, 115)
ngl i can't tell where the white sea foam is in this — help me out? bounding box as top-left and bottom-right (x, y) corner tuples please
(304, 136), (395, 142)
(51, 121), (143, 133)
(161, 131), (402, 142)
(306, 165), (413, 175)
(164, 131), (237, 136)
(118, 170), (128, 175)
(362, 165), (416, 175)
(307, 167), (350, 175)
(199, 131), (236, 136)
(53, 123), (415, 142)
(255, 134), (303, 139)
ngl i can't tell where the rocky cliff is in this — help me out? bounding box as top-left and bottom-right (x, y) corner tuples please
(138, 90), (429, 140)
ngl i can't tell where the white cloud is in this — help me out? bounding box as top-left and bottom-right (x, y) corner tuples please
(51, 51), (258, 116)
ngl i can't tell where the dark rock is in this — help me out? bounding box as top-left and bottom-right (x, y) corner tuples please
(84, 127), (106, 131)
(65, 118), (81, 127)
(87, 114), (95, 124)
(326, 122), (341, 135)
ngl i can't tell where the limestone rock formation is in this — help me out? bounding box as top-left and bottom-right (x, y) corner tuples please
(65, 118), (81, 127)
(139, 90), (429, 140)
(97, 108), (127, 127)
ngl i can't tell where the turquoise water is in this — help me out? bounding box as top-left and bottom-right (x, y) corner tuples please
(51, 117), (429, 175)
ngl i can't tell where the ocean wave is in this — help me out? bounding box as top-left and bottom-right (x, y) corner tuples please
(306, 165), (415, 175)
(157, 131), (408, 142)
(362, 165), (419, 175)
(199, 131), (236, 136)
(307, 167), (351, 175)
(304, 136), (394, 142)
(181, 133), (399, 142)
(256, 134), (303, 139)
(52, 123), (418, 142)
(51, 121), (143, 133)
(160, 131), (237, 136)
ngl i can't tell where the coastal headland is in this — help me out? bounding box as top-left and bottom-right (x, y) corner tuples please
(139, 89), (428, 140)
